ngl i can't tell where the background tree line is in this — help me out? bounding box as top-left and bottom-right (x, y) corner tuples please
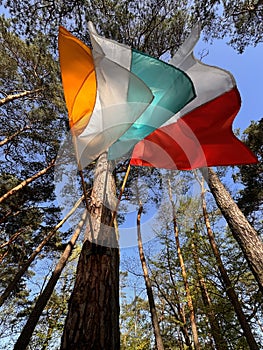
(0, 0), (262, 348)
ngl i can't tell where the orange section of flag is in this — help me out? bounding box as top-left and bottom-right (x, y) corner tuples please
(58, 26), (97, 135)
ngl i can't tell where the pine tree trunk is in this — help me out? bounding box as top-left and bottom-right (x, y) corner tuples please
(174, 225), (200, 350)
(0, 197), (83, 307)
(191, 230), (228, 350)
(137, 204), (164, 350)
(167, 179), (200, 350)
(61, 153), (120, 350)
(165, 243), (193, 349)
(13, 210), (87, 350)
(200, 177), (259, 350)
(202, 167), (263, 294)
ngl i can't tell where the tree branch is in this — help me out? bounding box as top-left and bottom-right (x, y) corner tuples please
(0, 88), (43, 106)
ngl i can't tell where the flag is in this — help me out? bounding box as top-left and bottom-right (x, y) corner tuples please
(107, 49), (195, 159)
(59, 25), (152, 167)
(58, 23), (195, 167)
(131, 24), (258, 170)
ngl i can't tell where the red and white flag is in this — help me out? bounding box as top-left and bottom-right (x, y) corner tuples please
(131, 24), (258, 170)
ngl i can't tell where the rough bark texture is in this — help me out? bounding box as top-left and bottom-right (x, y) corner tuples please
(61, 153), (120, 350)
(137, 205), (164, 350)
(202, 167), (263, 294)
(200, 177), (259, 350)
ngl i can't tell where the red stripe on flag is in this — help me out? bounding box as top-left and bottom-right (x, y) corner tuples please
(131, 88), (258, 170)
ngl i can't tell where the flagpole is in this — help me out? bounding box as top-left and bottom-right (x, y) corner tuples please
(110, 162), (131, 227)
(72, 134), (95, 242)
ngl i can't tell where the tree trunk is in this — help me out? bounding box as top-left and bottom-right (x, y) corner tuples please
(202, 167), (263, 294)
(167, 179), (200, 350)
(191, 228), (228, 350)
(137, 204), (164, 350)
(0, 159), (56, 204)
(0, 229), (24, 263)
(13, 210), (87, 350)
(0, 229), (23, 249)
(0, 196), (83, 307)
(162, 244), (193, 349)
(0, 88), (43, 106)
(0, 125), (30, 147)
(199, 175), (259, 350)
(61, 153), (120, 350)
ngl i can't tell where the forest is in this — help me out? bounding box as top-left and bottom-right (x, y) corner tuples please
(0, 1), (263, 349)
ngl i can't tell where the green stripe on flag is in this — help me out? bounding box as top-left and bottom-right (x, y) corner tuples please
(108, 49), (196, 160)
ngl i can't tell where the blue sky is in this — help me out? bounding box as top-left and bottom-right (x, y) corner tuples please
(196, 38), (263, 132)
(119, 37), (263, 249)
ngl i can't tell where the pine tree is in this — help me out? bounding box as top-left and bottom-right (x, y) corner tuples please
(1, 2), (263, 348)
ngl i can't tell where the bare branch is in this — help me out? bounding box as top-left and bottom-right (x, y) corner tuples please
(0, 88), (43, 107)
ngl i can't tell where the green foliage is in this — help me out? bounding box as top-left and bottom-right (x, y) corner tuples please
(0, 13), (71, 347)
(234, 119), (263, 228)
(0, 1), (262, 348)
(2, 0), (263, 54)
(121, 171), (263, 348)
(120, 295), (152, 349)
(193, 0), (263, 53)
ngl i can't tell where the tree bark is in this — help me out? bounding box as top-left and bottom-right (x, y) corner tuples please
(199, 175), (259, 350)
(13, 210), (87, 350)
(0, 196), (83, 307)
(167, 179), (200, 350)
(0, 159), (56, 204)
(0, 229), (23, 249)
(0, 125), (30, 147)
(61, 153), (120, 350)
(191, 228), (228, 350)
(0, 88), (43, 106)
(202, 168), (263, 294)
(137, 204), (164, 350)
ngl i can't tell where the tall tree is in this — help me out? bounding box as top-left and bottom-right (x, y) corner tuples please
(0, 14), (70, 348)
(234, 118), (263, 226)
(13, 210), (87, 350)
(197, 173), (260, 349)
(190, 226), (228, 350)
(1, 1), (263, 347)
(60, 153), (120, 349)
(202, 167), (263, 294)
(137, 203), (164, 350)
(3, 0), (263, 54)
(150, 230), (193, 349)
(167, 178), (201, 350)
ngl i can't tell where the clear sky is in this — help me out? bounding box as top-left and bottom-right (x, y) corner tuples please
(119, 37), (263, 250)
(196, 38), (263, 132)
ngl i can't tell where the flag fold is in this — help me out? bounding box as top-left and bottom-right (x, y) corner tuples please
(130, 24), (258, 170)
(59, 23), (195, 167)
(59, 24), (153, 167)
